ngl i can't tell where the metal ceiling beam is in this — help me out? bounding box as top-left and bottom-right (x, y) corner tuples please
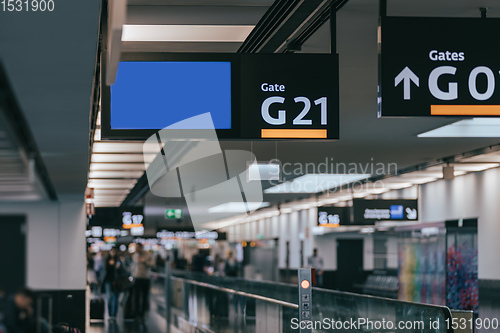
(238, 0), (350, 54)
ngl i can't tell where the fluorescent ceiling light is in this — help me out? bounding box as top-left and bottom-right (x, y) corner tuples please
(92, 154), (155, 163)
(90, 163), (147, 171)
(89, 170), (144, 179)
(93, 198), (124, 202)
(122, 25), (254, 42)
(418, 118), (500, 138)
(453, 163), (500, 172)
(382, 182), (413, 190)
(247, 162), (281, 181)
(93, 142), (162, 154)
(87, 179), (137, 189)
(265, 174), (370, 194)
(395, 176), (438, 184)
(353, 191), (369, 198)
(368, 188), (389, 194)
(93, 189), (130, 194)
(318, 198), (339, 206)
(280, 207), (293, 214)
(208, 202), (269, 213)
(93, 193), (127, 199)
(94, 128), (101, 141)
(459, 152), (500, 163)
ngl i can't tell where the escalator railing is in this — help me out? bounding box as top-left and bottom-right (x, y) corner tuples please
(153, 268), (464, 333)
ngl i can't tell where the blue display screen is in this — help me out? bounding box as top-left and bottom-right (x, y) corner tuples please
(111, 61), (232, 129)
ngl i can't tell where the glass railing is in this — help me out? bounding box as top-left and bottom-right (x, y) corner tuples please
(154, 268), (459, 333)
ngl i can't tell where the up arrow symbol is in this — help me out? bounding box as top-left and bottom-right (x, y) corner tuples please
(394, 66), (419, 100)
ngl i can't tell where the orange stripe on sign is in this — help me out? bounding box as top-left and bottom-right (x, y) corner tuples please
(261, 129), (327, 139)
(431, 105), (500, 116)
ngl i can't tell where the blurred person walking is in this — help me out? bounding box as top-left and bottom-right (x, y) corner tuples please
(0, 288), (35, 333)
(101, 247), (127, 321)
(214, 254), (225, 276)
(132, 243), (153, 321)
(191, 250), (207, 273)
(308, 248), (325, 287)
(224, 251), (238, 277)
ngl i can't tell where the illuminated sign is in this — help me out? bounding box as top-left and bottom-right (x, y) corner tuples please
(240, 53), (338, 139)
(165, 209), (183, 219)
(353, 199), (418, 223)
(103, 228), (121, 237)
(102, 53), (339, 140)
(91, 226), (102, 237)
(122, 210), (144, 229)
(379, 17), (500, 117)
(317, 206), (350, 227)
(88, 207), (144, 228)
(130, 226), (144, 236)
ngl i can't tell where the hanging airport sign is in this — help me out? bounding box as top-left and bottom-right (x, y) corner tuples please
(317, 206), (350, 228)
(102, 53), (339, 140)
(240, 53), (338, 139)
(379, 17), (500, 117)
(353, 199), (418, 223)
(88, 207), (144, 228)
(122, 210), (144, 229)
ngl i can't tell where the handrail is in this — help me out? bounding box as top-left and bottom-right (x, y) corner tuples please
(167, 270), (453, 311)
(170, 276), (299, 309)
(151, 271), (166, 278)
(157, 270), (454, 333)
(313, 286), (455, 333)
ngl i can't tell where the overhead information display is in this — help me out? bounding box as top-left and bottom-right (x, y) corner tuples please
(317, 206), (350, 227)
(353, 199), (418, 223)
(240, 54), (338, 139)
(379, 17), (500, 117)
(111, 61), (232, 130)
(102, 53), (339, 140)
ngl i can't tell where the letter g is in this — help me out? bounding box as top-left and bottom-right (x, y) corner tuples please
(262, 96), (286, 125)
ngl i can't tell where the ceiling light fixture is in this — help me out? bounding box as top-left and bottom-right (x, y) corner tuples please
(418, 118), (500, 138)
(265, 174), (370, 194)
(121, 25), (255, 42)
(208, 202), (269, 213)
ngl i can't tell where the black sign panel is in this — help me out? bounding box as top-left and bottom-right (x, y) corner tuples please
(317, 206), (350, 227)
(353, 199), (417, 223)
(241, 53), (339, 139)
(379, 17), (500, 117)
(102, 53), (339, 140)
(88, 207), (144, 228)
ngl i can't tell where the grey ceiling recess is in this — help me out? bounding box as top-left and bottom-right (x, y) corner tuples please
(0, 63), (57, 201)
